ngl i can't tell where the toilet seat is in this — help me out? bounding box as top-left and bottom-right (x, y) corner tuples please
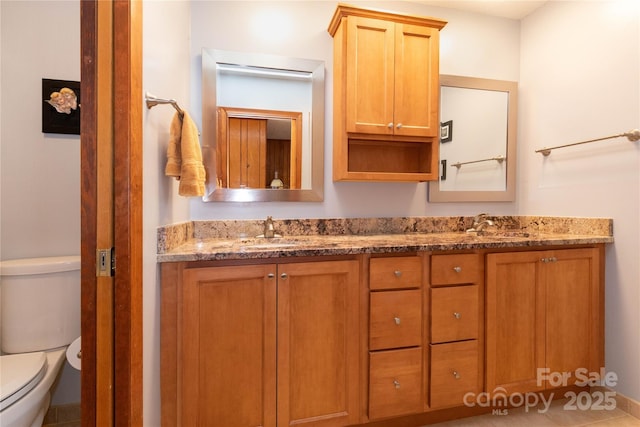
(0, 352), (47, 411)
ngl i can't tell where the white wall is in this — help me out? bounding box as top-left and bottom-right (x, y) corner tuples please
(187, 1), (521, 221)
(0, 0), (81, 405)
(142, 0), (192, 425)
(519, 1), (640, 401)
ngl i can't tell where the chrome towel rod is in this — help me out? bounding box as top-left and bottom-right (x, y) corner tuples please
(452, 155), (505, 169)
(535, 129), (640, 156)
(145, 92), (184, 117)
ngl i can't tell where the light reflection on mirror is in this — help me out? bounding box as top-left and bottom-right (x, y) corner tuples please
(202, 49), (324, 202)
(429, 75), (517, 203)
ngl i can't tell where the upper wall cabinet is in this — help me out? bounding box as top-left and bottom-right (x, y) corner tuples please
(328, 5), (447, 182)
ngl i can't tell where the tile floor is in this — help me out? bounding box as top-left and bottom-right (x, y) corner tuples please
(425, 398), (640, 427)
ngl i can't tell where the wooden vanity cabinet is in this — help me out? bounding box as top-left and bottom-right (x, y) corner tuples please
(160, 259), (360, 427)
(328, 5), (447, 182)
(429, 253), (484, 409)
(485, 247), (604, 395)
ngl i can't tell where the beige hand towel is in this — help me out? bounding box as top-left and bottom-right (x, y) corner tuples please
(165, 111), (206, 197)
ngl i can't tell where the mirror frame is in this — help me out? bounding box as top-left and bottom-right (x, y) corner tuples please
(202, 48), (325, 202)
(429, 75), (518, 202)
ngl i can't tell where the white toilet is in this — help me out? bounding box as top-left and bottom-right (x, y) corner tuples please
(0, 256), (81, 427)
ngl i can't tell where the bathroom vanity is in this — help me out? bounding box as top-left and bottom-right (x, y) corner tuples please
(158, 216), (611, 426)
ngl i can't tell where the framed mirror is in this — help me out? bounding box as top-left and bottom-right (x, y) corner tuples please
(202, 49), (325, 202)
(429, 75), (517, 202)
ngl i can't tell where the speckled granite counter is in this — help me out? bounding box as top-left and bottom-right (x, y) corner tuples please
(157, 216), (613, 262)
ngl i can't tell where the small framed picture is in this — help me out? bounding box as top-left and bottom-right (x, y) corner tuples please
(440, 120), (453, 143)
(42, 78), (81, 135)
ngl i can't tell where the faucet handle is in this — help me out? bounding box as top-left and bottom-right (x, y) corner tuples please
(473, 213), (489, 223)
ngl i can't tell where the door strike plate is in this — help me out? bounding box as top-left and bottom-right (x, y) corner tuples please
(96, 248), (115, 277)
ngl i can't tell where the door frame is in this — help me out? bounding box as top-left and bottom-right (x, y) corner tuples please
(80, 0), (143, 424)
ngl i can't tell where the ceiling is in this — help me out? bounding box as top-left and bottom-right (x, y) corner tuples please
(413, 0), (549, 20)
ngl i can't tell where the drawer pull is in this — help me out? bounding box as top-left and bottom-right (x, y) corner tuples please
(453, 312), (461, 319)
(453, 266), (462, 273)
(453, 371), (461, 379)
(394, 270), (402, 278)
(393, 379), (401, 389)
(393, 316), (401, 325)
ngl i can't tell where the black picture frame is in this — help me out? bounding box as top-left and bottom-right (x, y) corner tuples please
(440, 120), (453, 143)
(42, 78), (81, 135)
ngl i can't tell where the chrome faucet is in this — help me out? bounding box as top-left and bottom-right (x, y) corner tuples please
(467, 213), (494, 233)
(263, 216), (276, 239)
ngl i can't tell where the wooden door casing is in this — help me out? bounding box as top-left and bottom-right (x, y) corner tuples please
(80, 0), (143, 424)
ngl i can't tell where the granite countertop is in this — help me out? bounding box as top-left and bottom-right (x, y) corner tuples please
(157, 216), (614, 263)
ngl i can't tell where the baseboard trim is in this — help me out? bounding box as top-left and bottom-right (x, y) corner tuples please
(592, 386), (640, 419)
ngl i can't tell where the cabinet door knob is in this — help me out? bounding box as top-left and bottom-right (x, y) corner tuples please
(393, 379), (401, 389)
(393, 316), (401, 325)
(267, 273), (275, 279)
(453, 266), (462, 273)
(394, 270), (402, 278)
(280, 273), (288, 280)
(396, 123), (403, 129)
(549, 256), (557, 262)
(387, 122), (394, 129)
(453, 371), (461, 379)
(453, 312), (461, 319)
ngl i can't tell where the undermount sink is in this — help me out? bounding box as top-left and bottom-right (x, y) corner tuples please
(241, 242), (300, 250)
(472, 230), (531, 239)
(238, 237), (302, 250)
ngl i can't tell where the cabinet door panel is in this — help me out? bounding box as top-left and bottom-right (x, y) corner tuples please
(346, 16), (395, 135)
(182, 265), (277, 427)
(545, 248), (602, 382)
(394, 23), (440, 137)
(486, 252), (545, 394)
(277, 260), (360, 427)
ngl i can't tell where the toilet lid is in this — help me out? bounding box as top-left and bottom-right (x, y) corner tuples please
(0, 352), (47, 411)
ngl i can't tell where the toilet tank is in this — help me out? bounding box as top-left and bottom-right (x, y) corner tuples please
(0, 256), (81, 354)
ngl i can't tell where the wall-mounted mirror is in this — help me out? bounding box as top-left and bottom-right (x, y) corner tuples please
(429, 75), (517, 202)
(202, 49), (325, 202)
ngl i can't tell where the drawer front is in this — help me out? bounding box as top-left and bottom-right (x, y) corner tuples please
(370, 256), (422, 290)
(430, 340), (479, 408)
(370, 290), (422, 350)
(369, 347), (423, 419)
(431, 254), (481, 286)
(431, 285), (479, 343)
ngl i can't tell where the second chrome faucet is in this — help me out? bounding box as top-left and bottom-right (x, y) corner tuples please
(466, 213), (494, 233)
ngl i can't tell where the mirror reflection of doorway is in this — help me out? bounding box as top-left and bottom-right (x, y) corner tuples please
(217, 107), (302, 189)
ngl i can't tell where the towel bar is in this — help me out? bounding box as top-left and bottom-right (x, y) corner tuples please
(145, 92), (184, 118)
(535, 129), (640, 156)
